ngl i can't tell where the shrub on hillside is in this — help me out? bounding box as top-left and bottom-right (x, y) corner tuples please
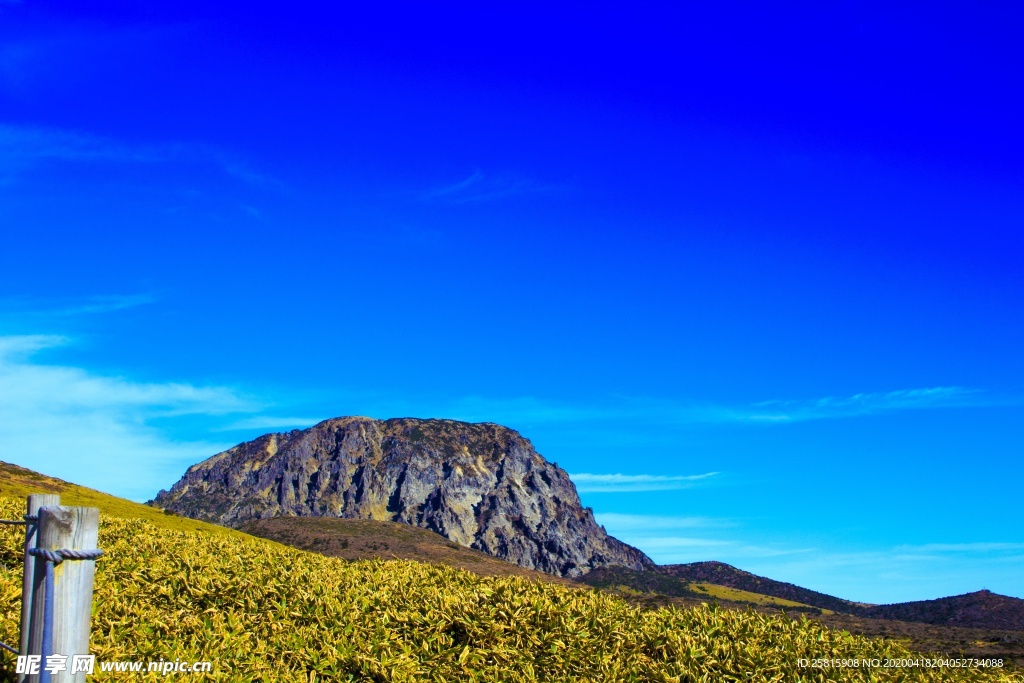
(0, 497), (1019, 682)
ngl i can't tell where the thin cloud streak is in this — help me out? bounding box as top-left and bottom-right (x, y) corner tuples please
(0, 334), (257, 500)
(0, 123), (158, 166)
(424, 170), (485, 198)
(571, 472), (719, 493)
(594, 513), (733, 530)
(421, 170), (555, 204)
(0, 336), (258, 415)
(438, 387), (999, 430)
(738, 547), (1024, 603)
(0, 123), (273, 187)
(596, 511), (1024, 601)
(0, 334), (69, 357)
(216, 416), (324, 431)
(893, 542), (1024, 554)
(0, 293), (157, 317)
(750, 386), (986, 421)
(634, 537), (733, 550)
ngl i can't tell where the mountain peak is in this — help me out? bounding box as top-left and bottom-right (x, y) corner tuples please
(153, 416), (653, 578)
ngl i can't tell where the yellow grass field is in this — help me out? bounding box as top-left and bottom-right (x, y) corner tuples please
(1, 494), (1021, 682)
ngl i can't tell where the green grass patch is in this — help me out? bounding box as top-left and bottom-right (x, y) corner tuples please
(0, 461), (252, 541)
(689, 582), (824, 610)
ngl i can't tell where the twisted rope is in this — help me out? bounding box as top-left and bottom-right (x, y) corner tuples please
(28, 547), (103, 564)
(0, 514), (104, 665)
(18, 547), (104, 678)
(0, 515), (43, 656)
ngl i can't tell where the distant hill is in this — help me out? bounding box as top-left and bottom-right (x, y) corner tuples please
(646, 562), (1024, 632)
(861, 590), (1024, 631)
(655, 561), (866, 614)
(152, 417), (653, 577)
(579, 565), (823, 612)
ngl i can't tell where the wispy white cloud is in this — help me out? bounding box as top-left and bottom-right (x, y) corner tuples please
(893, 542), (1024, 554)
(749, 386), (985, 421)
(0, 123), (273, 187)
(0, 293), (157, 318)
(598, 515), (815, 565)
(0, 334), (68, 357)
(594, 513), (733, 530)
(425, 170), (485, 198)
(638, 538), (814, 558)
(0, 334), (256, 500)
(0, 124), (159, 167)
(571, 471), (719, 493)
(633, 537), (734, 550)
(215, 416), (323, 431)
(421, 170), (556, 204)
(595, 510), (1024, 602)
(434, 387), (997, 430)
(737, 545), (1024, 603)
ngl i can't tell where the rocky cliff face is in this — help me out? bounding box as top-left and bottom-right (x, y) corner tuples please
(152, 417), (653, 578)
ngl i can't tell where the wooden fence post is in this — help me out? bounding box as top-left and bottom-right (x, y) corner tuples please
(25, 506), (100, 683)
(18, 494), (60, 683)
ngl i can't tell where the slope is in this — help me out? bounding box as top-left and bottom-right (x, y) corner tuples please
(656, 561), (867, 613)
(238, 516), (579, 586)
(862, 591), (1024, 631)
(0, 461), (249, 539)
(2, 494), (1018, 682)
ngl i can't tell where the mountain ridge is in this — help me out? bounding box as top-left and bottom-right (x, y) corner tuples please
(152, 416), (653, 578)
(860, 589), (1024, 631)
(587, 561), (1024, 632)
(655, 561), (869, 613)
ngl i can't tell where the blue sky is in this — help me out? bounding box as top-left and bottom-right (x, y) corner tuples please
(1, 2), (1021, 604)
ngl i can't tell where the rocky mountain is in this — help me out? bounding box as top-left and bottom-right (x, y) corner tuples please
(152, 416), (653, 578)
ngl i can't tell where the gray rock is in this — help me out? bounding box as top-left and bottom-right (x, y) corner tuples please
(152, 417), (653, 578)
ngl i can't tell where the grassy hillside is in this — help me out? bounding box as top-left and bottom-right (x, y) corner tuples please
(689, 582), (822, 610)
(238, 516), (579, 586)
(658, 561), (866, 614)
(581, 566), (825, 612)
(2, 495), (1021, 681)
(0, 461), (251, 540)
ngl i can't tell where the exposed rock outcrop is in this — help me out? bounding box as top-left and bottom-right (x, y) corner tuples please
(152, 417), (653, 578)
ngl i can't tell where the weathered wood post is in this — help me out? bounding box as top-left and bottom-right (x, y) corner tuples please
(25, 506), (101, 683)
(18, 494), (60, 683)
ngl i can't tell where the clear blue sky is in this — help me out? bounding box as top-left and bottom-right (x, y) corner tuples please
(1, 2), (1021, 604)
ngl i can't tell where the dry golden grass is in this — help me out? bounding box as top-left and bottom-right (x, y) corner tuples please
(2, 495), (1021, 682)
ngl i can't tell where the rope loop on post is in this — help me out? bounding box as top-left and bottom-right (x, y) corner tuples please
(27, 547), (104, 565)
(1, 506), (103, 663)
